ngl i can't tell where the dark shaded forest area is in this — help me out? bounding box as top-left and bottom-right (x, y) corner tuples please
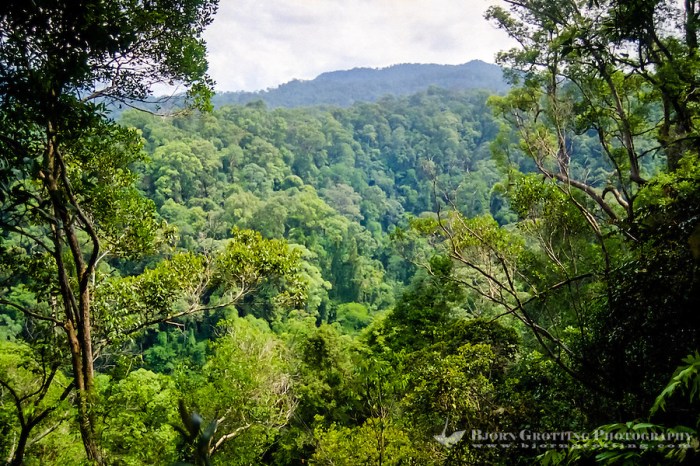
(1, 0), (699, 465)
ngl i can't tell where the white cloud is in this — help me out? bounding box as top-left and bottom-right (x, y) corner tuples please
(203, 0), (515, 91)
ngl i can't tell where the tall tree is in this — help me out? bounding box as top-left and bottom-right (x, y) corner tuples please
(0, 0), (217, 462)
(463, 0), (700, 415)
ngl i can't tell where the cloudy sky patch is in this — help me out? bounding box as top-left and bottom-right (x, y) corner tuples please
(203, 0), (514, 92)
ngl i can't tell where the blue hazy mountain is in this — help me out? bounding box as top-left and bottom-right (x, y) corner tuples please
(212, 60), (508, 108)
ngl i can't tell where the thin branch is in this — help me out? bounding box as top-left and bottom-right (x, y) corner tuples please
(0, 378), (26, 428)
(210, 424), (251, 454)
(520, 272), (595, 308)
(27, 419), (67, 447)
(55, 151), (100, 287)
(0, 223), (55, 253)
(0, 299), (63, 326)
(95, 290), (247, 351)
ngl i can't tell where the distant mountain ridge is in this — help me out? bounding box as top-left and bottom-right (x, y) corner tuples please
(212, 60), (508, 108)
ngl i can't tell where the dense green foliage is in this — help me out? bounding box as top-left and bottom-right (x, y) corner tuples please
(0, 0), (219, 463)
(2, 0), (700, 465)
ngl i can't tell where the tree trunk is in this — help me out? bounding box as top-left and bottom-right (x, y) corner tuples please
(45, 130), (103, 464)
(65, 322), (102, 464)
(8, 427), (29, 466)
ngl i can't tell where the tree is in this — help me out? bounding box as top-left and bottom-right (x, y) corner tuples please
(312, 420), (418, 466)
(486, 0), (698, 216)
(0, 0), (217, 462)
(456, 0), (700, 417)
(98, 369), (181, 465)
(93, 228), (307, 350)
(0, 341), (75, 465)
(175, 316), (297, 464)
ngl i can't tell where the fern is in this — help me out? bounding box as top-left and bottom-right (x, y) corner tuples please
(540, 353), (700, 465)
(651, 352), (700, 416)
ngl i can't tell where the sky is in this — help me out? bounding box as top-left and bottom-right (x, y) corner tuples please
(202, 0), (516, 92)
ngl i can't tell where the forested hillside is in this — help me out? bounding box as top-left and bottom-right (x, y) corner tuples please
(104, 61), (509, 118)
(212, 61), (509, 108)
(2, 1), (700, 465)
(120, 89), (507, 318)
